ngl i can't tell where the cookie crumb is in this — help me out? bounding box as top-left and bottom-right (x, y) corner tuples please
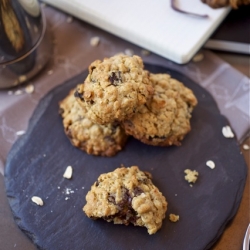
(66, 16), (73, 23)
(63, 166), (73, 179)
(16, 130), (25, 136)
(47, 70), (54, 76)
(141, 49), (150, 56)
(184, 169), (199, 184)
(222, 125), (234, 138)
(169, 214), (179, 222)
(124, 48), (134, 56)
(65, 197), (69, 200)
(31, 196), (44, 206)
(243, 144), (250, 150)
(19, 75), (27, 83)
(90, 36), (100, 47)
(58, 186), (60, 189)
(192, 53), (204, 62)
(25, 84), (34, 94)
(175, 194), (177, 196)
(206, 160), (215, 169)
(14, 90), (23, 95)
(7, 90), (13, 95)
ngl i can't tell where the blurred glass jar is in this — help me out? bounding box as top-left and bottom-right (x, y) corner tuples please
(0, 0), (52, 89)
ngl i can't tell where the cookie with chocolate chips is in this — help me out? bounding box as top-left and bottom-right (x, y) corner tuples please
(74, 54), (154, 125)
(83, 166), (167, 234)
(59, 88), (128, 157)
(122, 73), (198, 146)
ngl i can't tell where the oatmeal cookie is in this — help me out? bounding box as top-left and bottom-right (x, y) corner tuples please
(122, 73), (198, 146)
(59, 88), (128, 157)
(201, 0), (250, 8)
(74, 55), (154, 124)
(83, 166), (167, 234)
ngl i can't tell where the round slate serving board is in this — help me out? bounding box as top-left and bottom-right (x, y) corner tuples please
(5, 64), (247, 250)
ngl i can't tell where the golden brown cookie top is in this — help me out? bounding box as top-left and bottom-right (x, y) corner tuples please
(122, 73), (198, 146)
(75, 54), (154, 125)
(59, 89), (128, 157)
(83, 166), (167, 234)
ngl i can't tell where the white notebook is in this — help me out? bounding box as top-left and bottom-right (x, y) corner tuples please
(42, 0), (230, 64)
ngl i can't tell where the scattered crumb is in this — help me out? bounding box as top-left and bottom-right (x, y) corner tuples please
(189, 184), (193, 187)
(206, 160), (215, 169)
(175, 194), (177, 196)
(141, 49), (150, 56)
(43, 154), (46, 157)
(184, 169), (199, 184)
(65, 197), (69, 200)
(82, 187), (85, 189)
(16, 130), (25, 136)
(63, 166), (73, 179)
(124, 48), (134, 56)
(25, 84), (34, 94)
(19, 75), (27, 83)
(192, 53), (204, 62)
(66, 16), (73, 23)
(51, 210), (53, 213)
(65, 188), (74, 195)
(222, 125), (234, 138)
(46, 196), (49, 199)
(31, 196), (44, 206)
(90, 36), (100, 47)
(243, 144), (250, 150)
(169, 214), (179, 222)
(58, 186), (60, 189)
(14, 90), (23, 95)
(7, 90), (13, 95)
(47, 70), (54, 75)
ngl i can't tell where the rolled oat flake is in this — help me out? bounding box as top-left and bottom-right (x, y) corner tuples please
(31, 196), (44, 206)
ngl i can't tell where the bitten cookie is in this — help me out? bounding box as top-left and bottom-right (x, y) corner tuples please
(59, 89), (128, 157)
(83, 166), (167, 234)
(122, 73), (198, 146)
(74, 54), (154, 124)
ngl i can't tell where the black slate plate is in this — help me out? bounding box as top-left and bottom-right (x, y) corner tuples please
(5, 64), (247, 250)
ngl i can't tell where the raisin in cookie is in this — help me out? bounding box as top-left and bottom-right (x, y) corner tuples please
(83, 166), (167, 234)
(59, 89), (128, 157)
(74, 55), (154, 124)
(122, 73), (198, 146)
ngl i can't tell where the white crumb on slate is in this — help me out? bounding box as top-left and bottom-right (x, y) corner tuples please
(31, 196), (44, 206)
(206, 160), (215, 169)
(222, 125), (234, 138)
(65, 197), (69, 200)
(63, 166), (73, 179)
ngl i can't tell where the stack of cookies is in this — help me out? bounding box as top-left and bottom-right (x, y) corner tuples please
(59, 54), (198, 156)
